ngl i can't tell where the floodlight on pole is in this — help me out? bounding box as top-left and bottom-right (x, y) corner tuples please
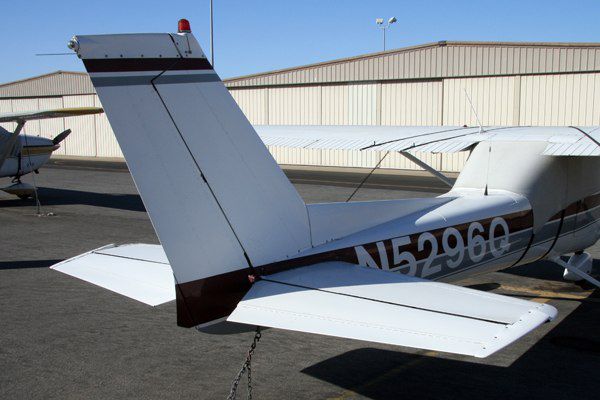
(375, 16), (397, 51)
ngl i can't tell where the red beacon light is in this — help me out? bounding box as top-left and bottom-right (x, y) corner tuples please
(178, 19), (191, 33)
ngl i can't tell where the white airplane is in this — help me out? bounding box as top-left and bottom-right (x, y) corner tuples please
(51, 21), (600, 359)
(0, 107), (103, 198)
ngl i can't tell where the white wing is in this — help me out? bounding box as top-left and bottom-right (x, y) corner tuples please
(255, 125), (600, 156)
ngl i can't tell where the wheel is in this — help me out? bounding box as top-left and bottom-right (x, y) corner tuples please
(17, 193), (32, 200)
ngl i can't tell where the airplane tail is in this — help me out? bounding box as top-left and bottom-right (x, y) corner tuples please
(71, 26), (312, 327)
(67, 25), (558, 357)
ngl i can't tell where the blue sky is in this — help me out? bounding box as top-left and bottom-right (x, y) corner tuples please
(1, 0), (599, 84)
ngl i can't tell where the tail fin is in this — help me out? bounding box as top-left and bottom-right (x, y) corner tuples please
(71, 30), (311, 327)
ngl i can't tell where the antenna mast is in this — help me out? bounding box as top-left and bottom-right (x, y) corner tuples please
(464, 89), (484, 133)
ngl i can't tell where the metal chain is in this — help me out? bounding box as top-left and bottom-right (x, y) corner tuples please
(227, 326), (262, 400)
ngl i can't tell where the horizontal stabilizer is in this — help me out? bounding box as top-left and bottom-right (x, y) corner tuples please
(51, 244), (174, 306)
(228, 262), (557, 358)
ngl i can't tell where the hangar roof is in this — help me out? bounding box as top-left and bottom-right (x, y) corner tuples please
(0, 71), (94, 98)
(2, 41), (600, 98)
(225, 41), (600, 88)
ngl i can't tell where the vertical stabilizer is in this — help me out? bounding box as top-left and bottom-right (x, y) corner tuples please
(71, 28), (311, 326)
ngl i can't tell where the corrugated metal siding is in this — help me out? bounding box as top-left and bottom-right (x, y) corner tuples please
(94, 95), (123, 157)
(441, 151), (470, 172)
(519, 72), (600, 125)
(319, 84), (378, 125)
(268, 86), (321, 124)
(230, 89), (268, 125)
(347, 84), (378, 125)
(241, 81), (443, 127)
(0, 72), (94, 98)
(62, 95), (97, 156)
(443, 76), (519, 125)
(37, 97), (66, 155)
(12, 99), (41, 137)
(0, 99), (15, 131)
(381, 81), (442, 125)
(321, 85), (349, 125)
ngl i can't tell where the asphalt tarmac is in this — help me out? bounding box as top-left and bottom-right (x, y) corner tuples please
(1, 159), (598, 400)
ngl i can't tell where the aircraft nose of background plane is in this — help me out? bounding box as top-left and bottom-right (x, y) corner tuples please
(23, 135), (54, 147)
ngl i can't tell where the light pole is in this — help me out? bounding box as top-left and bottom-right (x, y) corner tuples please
(376, 17), (397, 51)
(210, 0), (214, 67)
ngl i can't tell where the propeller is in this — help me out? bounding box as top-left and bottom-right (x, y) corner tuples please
(52, 129), (72, 145)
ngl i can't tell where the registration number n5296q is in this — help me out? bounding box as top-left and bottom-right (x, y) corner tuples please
(353, 217), (510, 278)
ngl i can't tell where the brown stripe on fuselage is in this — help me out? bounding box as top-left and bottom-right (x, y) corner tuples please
(84, 58), (213, 73)
(549, 192), (600, 220)
(582, 192), (600, 212)
(21, 145), (58, 156)
(350, 209), (533, 268)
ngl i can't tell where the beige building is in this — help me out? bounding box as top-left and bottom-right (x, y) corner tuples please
(2, 41), (600, 172)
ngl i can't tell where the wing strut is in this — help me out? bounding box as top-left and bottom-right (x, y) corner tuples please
(400, 151), (453, 188)
(346, 151), (389, 202)
(552, 256), (600, 289)
(569, 126), (600, 148)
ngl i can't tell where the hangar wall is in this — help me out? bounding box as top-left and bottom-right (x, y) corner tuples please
(229, 72), (600, 127)
(0, 93), (122, 158)
(229, 73), (600, 171)
(2, 41), (600, 173)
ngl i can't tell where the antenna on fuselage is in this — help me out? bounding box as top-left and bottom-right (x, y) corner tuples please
(463, 89), (490, 195)
(464, 89), (484, 134)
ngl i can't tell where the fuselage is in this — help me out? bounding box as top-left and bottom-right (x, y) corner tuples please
(0, 135), (56, 178)
(254, 190), (600, 283)
(255, 141), (600, 284)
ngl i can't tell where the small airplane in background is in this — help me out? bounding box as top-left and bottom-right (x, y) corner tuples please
(0, 107), (103, 198)
(51, 21), (600, 360)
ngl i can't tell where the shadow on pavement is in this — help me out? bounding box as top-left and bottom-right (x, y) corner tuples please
(0, 187), (145, 212)
(284, 169), (451, 194)
(302, 291), (599, 400)
(0, 259), (62, 270)
(505, 258), (600, 289)
(503, 259), (572, 282)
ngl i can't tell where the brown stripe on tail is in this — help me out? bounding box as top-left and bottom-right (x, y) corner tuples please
(83, 57), (213, 73)
(176, 268), (253, 327)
